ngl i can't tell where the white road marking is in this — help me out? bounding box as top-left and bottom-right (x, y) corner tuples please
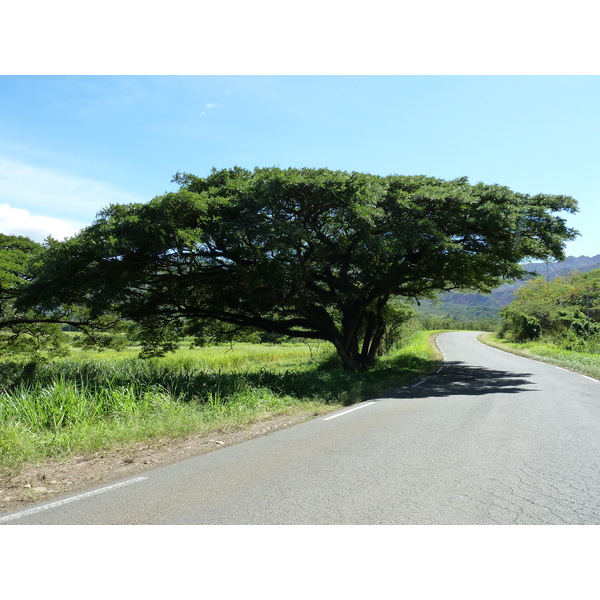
(411, 379), (426, 388)
(0, 476), (148, 523)
(323, 401), (376, 421)
(435, 335), (447, 360)
(553, 365), (598, 381)
(476, 336), (599, 383)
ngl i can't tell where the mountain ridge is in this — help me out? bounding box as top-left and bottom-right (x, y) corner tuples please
(420, 254), (600, 320)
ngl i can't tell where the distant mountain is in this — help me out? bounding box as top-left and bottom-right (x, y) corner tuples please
(521, 254), (600, 281)
(419, 254), (600, 318)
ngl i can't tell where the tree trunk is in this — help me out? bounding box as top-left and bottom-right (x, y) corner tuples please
(332, 331), (382, 371)
(334, 295), (389, 371)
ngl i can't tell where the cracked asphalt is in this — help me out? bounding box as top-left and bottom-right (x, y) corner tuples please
(3, 331), (599, 525)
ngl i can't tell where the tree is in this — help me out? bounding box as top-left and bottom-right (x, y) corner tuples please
(19, 167), (578, 370)
(0, 233), (68, 358)
(1, 233), (125, 358)
(500, 269), (600, 345)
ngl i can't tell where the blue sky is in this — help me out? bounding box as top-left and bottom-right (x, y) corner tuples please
(1, 75), (599, 258)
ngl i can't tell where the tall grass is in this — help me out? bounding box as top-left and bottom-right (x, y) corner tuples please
(0, 334), (441, 474)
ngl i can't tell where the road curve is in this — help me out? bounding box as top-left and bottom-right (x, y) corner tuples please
(2, 331), (599, 525)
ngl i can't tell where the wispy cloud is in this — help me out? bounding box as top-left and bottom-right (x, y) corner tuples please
(200, 102), (218, 117)
(0, 155), (146, 224)
(0, 203), (79, 242)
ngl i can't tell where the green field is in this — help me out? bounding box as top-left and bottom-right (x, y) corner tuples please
(0, 332), (441, 474)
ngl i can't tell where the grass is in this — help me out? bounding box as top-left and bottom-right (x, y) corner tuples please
(479, 333), (600, 381)
(0, 332), (442, 475)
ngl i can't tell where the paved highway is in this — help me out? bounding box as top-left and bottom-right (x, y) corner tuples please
(2, 331), (599, 525)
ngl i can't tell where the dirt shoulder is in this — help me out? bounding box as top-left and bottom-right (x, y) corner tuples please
(0, 409), (327, 516)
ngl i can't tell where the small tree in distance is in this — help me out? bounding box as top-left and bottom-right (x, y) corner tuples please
(19, 167), (578, 370)
(0, 233), (68, 358)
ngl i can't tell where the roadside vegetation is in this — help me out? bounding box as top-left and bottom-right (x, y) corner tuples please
(483, 268), (600, 379)
(498, 269), (600, 349)
(480, 333), (600, 380)
(0, 329), (441, 475)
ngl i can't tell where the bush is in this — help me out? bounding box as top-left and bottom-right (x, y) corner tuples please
(499, 269), (600, 349)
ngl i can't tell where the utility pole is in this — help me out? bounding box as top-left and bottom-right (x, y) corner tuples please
(586, 288), (591, 336)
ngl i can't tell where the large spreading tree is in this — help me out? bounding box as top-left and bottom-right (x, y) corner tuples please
(19, 167), (578, 369)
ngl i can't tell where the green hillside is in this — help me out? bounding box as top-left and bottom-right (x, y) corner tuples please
(415, 254), (600, 325)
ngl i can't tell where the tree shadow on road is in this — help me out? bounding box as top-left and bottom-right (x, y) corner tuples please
(388, 361), (538, 399)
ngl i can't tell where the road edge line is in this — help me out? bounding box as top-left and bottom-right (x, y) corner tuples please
(322, 401), (376, 421)
(0, 476), (148, 524)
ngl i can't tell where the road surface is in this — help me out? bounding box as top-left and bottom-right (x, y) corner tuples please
(2, 331), (599, 525)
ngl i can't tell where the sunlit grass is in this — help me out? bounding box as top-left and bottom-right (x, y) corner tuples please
(0, 334), (441, 474)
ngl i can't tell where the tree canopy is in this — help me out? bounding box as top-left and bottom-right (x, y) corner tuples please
(19, 167), (578, 369)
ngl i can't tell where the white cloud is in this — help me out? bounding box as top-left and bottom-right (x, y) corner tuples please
(205, 103), (217, 109)
(0, 155), (145, 224)
(0, 203), (80, 242)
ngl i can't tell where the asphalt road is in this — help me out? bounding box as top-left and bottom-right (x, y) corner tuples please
(2, 331), (599, 525)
